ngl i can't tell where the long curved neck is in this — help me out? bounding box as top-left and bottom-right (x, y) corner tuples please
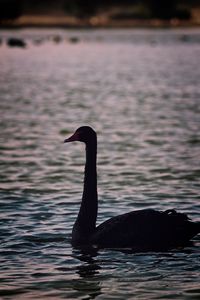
(82, 139), (97, 215)
(73, 136), (98, 243)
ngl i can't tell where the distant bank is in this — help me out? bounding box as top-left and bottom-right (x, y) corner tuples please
(1, 0), (200, 29)
(1, 14), (200, 29)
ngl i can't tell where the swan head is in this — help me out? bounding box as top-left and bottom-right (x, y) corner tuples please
(64, 126), (96, 144)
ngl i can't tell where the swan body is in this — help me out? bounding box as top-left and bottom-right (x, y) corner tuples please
(64, 126), (200, 251)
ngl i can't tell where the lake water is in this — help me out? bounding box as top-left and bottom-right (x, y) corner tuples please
(0, 28), (200, 299)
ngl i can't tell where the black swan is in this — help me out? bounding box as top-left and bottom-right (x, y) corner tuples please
(64, 126), (200, 251)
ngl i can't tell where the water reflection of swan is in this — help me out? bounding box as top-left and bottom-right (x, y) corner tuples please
(72, 248), (101, 299)
(65, 126), (200, 251)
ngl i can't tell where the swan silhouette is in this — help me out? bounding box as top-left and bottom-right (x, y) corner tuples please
(64, 126), (200, 251)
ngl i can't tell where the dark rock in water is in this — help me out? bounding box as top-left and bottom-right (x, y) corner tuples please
(7, 38), (26, 48)
(52, 35), (62, 44)
(69, 37), (79, 43)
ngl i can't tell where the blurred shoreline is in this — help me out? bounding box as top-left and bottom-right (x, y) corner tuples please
(1, 1), (200, 29)
(1, 16), (200, 29)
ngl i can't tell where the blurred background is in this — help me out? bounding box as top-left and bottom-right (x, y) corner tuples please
(0, 0), (200, 27)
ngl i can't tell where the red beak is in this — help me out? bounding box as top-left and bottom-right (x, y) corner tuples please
(64, 132), (79, 143)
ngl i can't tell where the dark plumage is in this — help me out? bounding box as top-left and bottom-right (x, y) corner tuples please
(64, 126), (200, 251)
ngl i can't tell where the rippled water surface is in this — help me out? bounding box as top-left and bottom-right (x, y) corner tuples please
(0, 29), (200, 299)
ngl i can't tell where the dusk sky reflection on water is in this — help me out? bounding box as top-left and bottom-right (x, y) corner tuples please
(0, 28), (200, 299)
